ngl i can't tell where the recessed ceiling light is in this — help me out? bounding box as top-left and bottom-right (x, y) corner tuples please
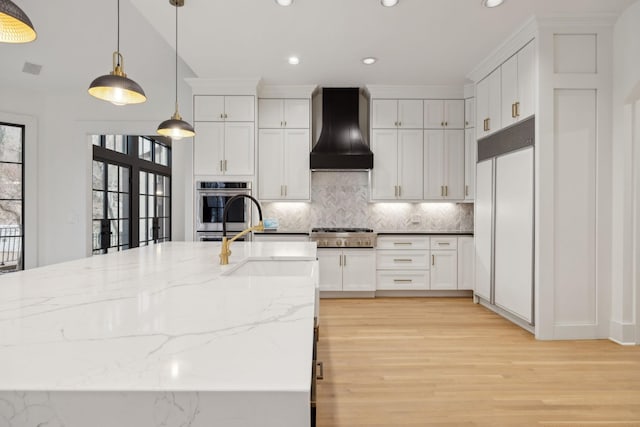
(482, 0), (504, 7)
(288, 56), (300, 65)
(362, 57), (377, 65)
(275, 0), (293, 5)
(381, 0), (399, 6)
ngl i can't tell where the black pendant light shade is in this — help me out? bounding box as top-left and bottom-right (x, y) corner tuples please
(157, 110), (195, 140)
(158, 0), (195, 140)
(0, 0), (36, 43)
(88, 52), (147, 105)
(88, 0), (146, 106)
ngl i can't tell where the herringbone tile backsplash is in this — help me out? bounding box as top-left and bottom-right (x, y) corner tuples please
(262, 172), (474, 232)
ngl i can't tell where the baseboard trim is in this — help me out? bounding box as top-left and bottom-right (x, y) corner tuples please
(609, 320), (638, 345)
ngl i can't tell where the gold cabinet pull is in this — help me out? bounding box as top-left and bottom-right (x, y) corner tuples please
(515, 102), (520, 117)
(394, 279), (413, 284)
(432, 255), (435, 266)
(486, 118), (490, 131)
(316, 361), (324, 380)
(220, 160), (223, 172)
(224, 159), (227, 171)
(445, 185), (448, 197)
(343, 255), (346, 267)
(393, 242), (412, 246)
(445, 121), (448, 127)
(398, 186), (402, 197)
(339, 255), (342, 266)
(394, 259), (413, 262)
(511, 103), (517, 118)
(441, 121), (444, 127)
(465, 185), (469, 196)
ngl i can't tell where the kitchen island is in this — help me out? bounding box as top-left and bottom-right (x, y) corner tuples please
(0, 242), (318, 427)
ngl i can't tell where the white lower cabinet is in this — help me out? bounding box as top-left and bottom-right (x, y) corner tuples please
(318, 249), (375, 292)
(457, 236), (475, 290)
(376, 236), (430, 290)
(430, 237), (458, 290)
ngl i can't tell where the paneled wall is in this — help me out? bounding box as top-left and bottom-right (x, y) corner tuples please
(537, 19), (613, 339)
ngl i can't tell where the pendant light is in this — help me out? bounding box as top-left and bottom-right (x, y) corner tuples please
(88, 0), (146, 106)
(0, 0), (36, 43)
(157, 0), (194, 140)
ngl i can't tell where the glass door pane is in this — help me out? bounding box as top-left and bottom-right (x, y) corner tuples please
(0, 123), (24, 273)
(92, 160), (130, 254)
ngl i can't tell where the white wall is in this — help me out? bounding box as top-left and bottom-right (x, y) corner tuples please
(611, 0), (640, 345)
(0, 7), (195, 267)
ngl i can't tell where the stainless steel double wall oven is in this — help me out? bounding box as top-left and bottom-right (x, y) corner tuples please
(195, 181), (252, 241)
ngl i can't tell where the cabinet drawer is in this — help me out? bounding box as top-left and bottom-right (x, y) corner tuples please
(376, 250), (429, 270)
(376, 271), (429, 290)
(430, 236), (457, 250)
(377, 236), (429, 250)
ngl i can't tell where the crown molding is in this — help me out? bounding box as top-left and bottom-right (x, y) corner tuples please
(185, 78), (261, 95)
(364, 85), (464, 99)
(257, 85), (317, 98)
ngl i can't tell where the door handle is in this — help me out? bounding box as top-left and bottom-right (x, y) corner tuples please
(316, 361), (324, 380)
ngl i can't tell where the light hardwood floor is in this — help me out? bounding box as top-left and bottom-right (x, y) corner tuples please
(316, 298), (640, 427)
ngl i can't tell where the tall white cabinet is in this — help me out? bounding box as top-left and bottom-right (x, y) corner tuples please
(193, 95), (255, 176)
(257, 98), (311, 201)
(371, 99), (424, 201)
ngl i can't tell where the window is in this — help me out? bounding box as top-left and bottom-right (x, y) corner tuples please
(92, 135), (171, 254)
(0, 123), (24, 273)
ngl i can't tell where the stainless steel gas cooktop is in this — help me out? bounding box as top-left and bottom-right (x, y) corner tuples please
(309, 228), (376, 248)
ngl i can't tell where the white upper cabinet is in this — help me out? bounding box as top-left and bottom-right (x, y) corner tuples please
(424, 100), (465, 129)
(501, 41), (536, 128)
(465, 98), (475, 129)
(193, 121), (254, 176)
(464, 127), (476, 201)
(423, 129), (465, 200)
(257, 98), (311, 201)
(476, 68), (501, 137)
(258, 129), (310, 201)
(194, 95), (254, 122)
(371, 99), (423, 129)
(371, 129), (423, 201)
(258, 99), (309, 129)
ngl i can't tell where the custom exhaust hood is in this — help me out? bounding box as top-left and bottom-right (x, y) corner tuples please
(310, 88), (373, 170)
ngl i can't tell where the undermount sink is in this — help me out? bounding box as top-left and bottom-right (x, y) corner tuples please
(223, 259), (317, 278)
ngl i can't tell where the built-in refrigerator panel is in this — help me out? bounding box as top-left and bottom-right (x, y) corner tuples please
(494, 147), (534, 322)
(474, 159), (494, 301)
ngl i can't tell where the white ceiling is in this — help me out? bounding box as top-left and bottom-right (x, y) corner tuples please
(0, 0), (636, 94)
(129, 0), (636, 86)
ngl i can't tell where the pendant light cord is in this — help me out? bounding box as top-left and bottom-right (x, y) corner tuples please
(174, 2), (179, 113)
(116, 0), (121, 66)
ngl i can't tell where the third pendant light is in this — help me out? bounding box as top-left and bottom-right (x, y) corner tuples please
(157, 0), (195, 140)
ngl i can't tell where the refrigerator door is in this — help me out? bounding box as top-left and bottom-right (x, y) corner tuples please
(494, 147), (534, 322)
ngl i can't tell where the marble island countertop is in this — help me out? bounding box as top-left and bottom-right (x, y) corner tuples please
(0, 241), (318, 426)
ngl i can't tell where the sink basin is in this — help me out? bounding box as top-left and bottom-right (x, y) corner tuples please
(224, 259), (317, 277)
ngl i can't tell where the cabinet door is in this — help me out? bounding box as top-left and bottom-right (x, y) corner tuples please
(397, 100), (423, 129)
(342, 250), (376, 291)
(457, 237), (475, 290)
(194, 96), (224, 121)
(423, 99), (444, 129)
(224, 122), (254, 175)
(476, 78), (489, 134)
(487, 68), (502, 135)
(371, 129), (398, 200)
(371, 100), (398, 128)
(258, 129), (284, 199)
(517, 40), (536, 120)
(444, 130), (465, 200)
(423, 130), (445, 199)
(501, 54), (519, 128)
(465, 98), (475, 129)
(494, 147), (533, 322)
(193, 122), (224, 175)
(284, 99), (310, 128)
(431, 250), (457, 290)
(474, 159), (493, 300)
(397, 130), (423, 200)
(258, 99), (283, 128)
(464, 128), (476, 200)
(283, 129), (310, 200)
(225, 96), (255, 122)
(444, 100), (465, 129)
(318, 249), (343, 291)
